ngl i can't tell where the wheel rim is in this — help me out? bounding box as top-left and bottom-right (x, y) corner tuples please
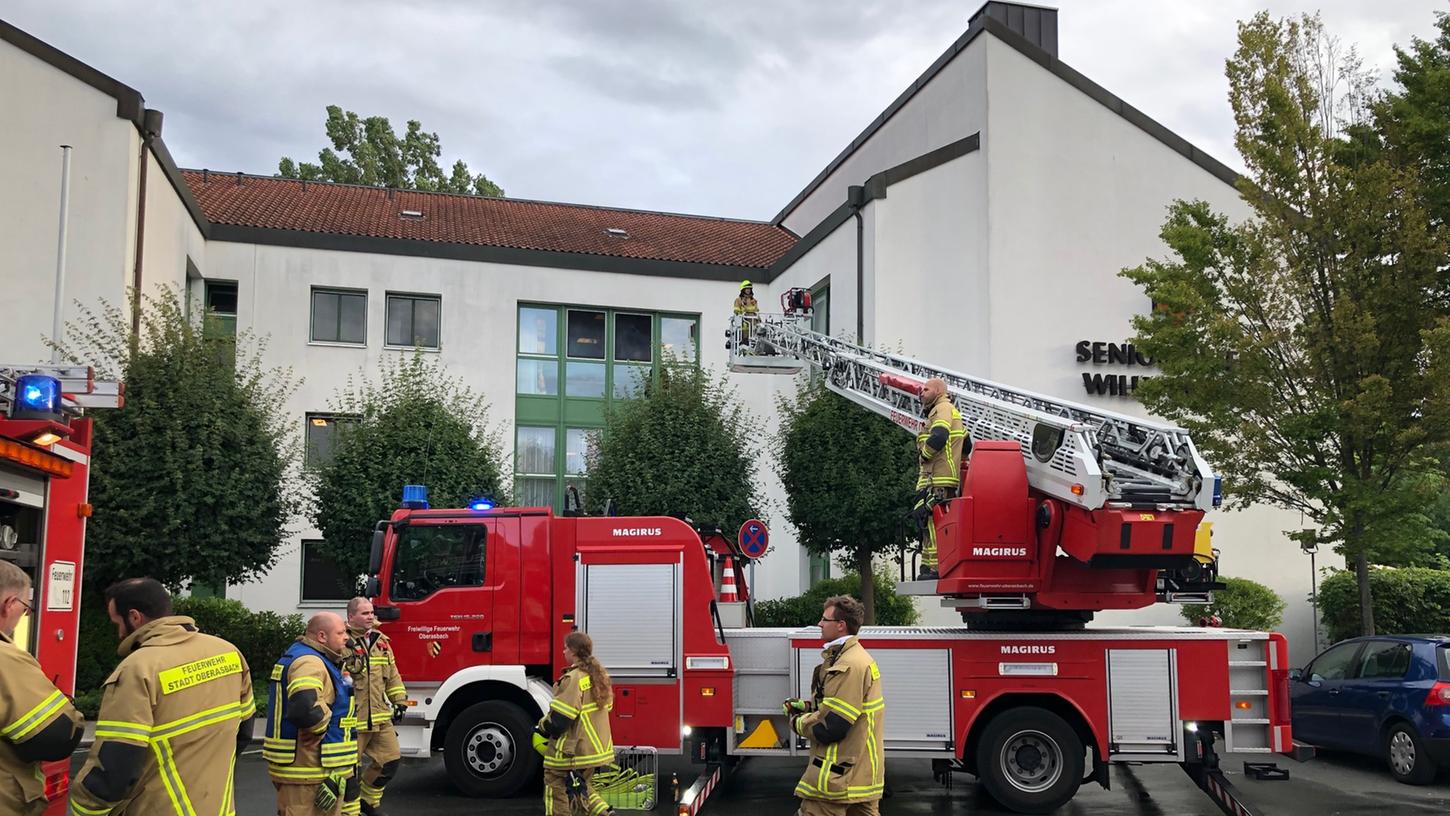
(999, 729), (1063, 794)
(464, 721), (516, 777)
(1389, 730), (1416, 776)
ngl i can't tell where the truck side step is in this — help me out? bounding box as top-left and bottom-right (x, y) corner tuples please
(1242, 762), (1289, 781)
(676, 763), (727, 816)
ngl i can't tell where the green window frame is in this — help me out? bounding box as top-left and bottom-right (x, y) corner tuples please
(514, 303), (700, 509)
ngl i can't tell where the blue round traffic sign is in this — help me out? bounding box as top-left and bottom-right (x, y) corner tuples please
(738, 519), (768, 559)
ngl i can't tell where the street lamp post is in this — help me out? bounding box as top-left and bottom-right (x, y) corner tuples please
(1300, 534), (1320, 654)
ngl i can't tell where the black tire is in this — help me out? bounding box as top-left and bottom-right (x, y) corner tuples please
(975, 707), (1084, 814)
(443, 700), (541, 797)
(1385, 721), (1438, 785)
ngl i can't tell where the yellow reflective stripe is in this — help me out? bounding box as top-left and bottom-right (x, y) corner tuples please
(287, 677), (324, 694)
(152, 738), (198, 816)
(68, 801), (112, 816)
(266, 765), (330, 780)
(94, 720), (153, 744)
(549, 699), (579, 718)
(155, 701), (253, 741)
(865, 711), (878, 781)
(4, 690), (68, 740)
(386, 685), (406, 696)
(929, 420), (951, 430)
(820, 697), (861, 720)
(861, 698), (885, 712)
(221, 754), (235, 816)
(368, 656), (390, 664)
(581, 713), (604, 755)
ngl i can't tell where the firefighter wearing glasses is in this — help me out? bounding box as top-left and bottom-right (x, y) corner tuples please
(783, 595), (885, 816)
(343, 597), (407, 816)
(912, 377), (965, 580)
(0, 561), (83, 816)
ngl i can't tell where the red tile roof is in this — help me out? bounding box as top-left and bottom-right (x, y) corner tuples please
(182, 171), (795, 269)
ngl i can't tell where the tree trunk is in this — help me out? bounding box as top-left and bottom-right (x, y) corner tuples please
(1355, 548), (1375, 636)
(858, 543), (876, 626)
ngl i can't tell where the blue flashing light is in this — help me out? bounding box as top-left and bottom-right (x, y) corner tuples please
(468, 498), (495, 512)
(11, 374), (62, 421)
(1211, 475), (1223, 508)
(401, 484), (430, 510)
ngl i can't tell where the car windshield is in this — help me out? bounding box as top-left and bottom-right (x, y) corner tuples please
(1439, 645), (1449, 681)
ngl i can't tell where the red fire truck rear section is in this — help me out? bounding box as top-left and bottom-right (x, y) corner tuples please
(368, 498), (1292, 814)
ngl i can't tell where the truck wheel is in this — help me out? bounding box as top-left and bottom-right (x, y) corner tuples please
(1385, 722), (1438, 785)
(444, 700), (540, 797)
(975, 707), (1084, 814)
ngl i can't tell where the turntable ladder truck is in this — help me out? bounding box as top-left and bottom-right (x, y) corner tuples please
(364, 296), (1290, 815)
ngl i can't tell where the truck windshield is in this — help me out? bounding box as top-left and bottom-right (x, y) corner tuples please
(390, 524), (487, 601)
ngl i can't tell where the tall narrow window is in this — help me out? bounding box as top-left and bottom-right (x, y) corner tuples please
(386, 293), (441, 348)
(203, 280), (238, 340)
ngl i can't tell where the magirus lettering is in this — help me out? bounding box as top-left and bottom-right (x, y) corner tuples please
(1000, 645), (1056, 655)
(611, 528), (662, 536)
(973, 547), (1028, 557)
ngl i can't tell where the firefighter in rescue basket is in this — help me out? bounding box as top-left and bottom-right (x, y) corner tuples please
(782, 595), (885, 816)
(533, 631), (618, 815)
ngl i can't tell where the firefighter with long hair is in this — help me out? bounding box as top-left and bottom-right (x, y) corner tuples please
(535, 631), (618, 815)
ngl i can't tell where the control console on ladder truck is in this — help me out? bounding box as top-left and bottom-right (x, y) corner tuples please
(364, 290), (1293, 816)
(0, 364), (122, 814)
(728, 288), (1223, 627)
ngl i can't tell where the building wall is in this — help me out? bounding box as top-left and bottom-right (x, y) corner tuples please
(0, 37), (138, 363)
(780, 35), (988, 236)
(203, 239), (801, 613)
(139, 152), (206, 301)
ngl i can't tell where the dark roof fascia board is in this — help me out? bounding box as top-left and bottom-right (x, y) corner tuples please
(771, 15), (1239, 225)
(0, 18), (144, 126)
(766, 133), (981, 281)
(981, 18), (1239, 187)
(149, 139), (212, 237)
(771, 18), (991, 226)
(207, 224), (766, 282)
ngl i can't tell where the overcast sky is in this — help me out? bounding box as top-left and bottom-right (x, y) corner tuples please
(7, 1), (1443, 221)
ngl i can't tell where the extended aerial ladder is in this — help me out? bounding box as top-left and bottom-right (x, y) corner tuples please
(729, 291), (1222, 624)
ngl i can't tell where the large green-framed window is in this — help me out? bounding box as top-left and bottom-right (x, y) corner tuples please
(515, 304), (700, 509)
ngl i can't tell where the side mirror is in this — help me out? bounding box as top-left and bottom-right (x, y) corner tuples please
(369, 527), (386, 575)
(364, 576), (380, 598)
(1288, 668), (1303, 681)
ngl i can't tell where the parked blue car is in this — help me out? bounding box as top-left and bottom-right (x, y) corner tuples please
(1290, 635), (1450, 784)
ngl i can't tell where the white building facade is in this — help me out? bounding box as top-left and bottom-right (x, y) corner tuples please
(1, 3), (1320, 664)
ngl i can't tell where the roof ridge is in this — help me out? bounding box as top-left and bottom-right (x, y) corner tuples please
(179, 169), (780, 227)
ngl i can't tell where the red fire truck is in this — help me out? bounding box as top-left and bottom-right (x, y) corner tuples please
(0, 364), (121, 813)
(366, 296), (1293, 815)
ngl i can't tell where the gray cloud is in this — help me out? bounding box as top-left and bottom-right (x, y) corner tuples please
(5, 0), (1442, 219)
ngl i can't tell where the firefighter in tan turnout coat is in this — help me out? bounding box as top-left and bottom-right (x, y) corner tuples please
(343, 597), (407, 815)
(0, 561), (83, 816)
(535, 631), (617, 816)
(69, 577), (256, 816)
(784, 595), (885, 816)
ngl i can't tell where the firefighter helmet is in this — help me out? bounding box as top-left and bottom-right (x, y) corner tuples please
(739, 280), (752, 291)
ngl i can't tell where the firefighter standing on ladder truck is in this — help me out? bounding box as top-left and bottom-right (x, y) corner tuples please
(911, 377), (965, 580)
(0, 561), (83, 816)
(784, 595), (885, 816)
(733, 281), (760, 348)
(69, 578), (256, 816)
(343, 597), (407, 816)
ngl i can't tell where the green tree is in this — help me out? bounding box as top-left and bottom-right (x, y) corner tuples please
(1120, 14), (1450, 636)
(52, 290), (301, 592)
(1377, 12), (1450, 225)
(310, 354), (508, 582)
(776, 382), (917, 624)
(585, 365), (759, 531)
(279, 105), (504, 197)
(1180, 576), (1286, 631)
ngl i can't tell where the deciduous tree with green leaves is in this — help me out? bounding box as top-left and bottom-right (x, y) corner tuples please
(776, 381), (918, 624)
(310, 354), (508, 582)
(1121, 13), (1450, 636)
(585, 365), (759, 534)
(52, 289), (302, 592)
(279, 105), (504, 196)
(1377, 12), (1450, 226)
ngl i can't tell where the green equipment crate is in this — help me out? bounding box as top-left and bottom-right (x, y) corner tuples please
(594, 746), (658, 811)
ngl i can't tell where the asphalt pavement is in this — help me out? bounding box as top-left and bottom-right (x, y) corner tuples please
(166, 747), (1447, 815)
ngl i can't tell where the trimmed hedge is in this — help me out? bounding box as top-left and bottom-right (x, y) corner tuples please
(1179, 576), (1286, 630)
(74, 593), (304, 715)
(754, 573), (920, 628)
(1319, 567), (1450, 643)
